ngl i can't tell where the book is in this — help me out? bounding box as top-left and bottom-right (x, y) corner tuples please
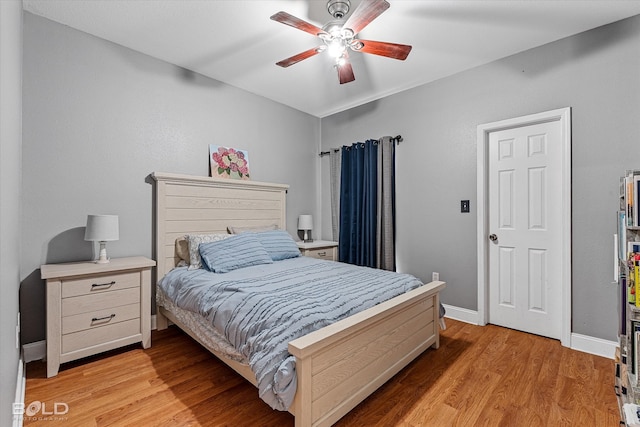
(636, 261), (640, 309)
(635, 323), (640, 379)
(621, 211), (628, 260)
(623, 403), (640, 427)
(622, 276), (627, 336)
(637, 174), (640, 226)
(625, 175), (633, 227)
(629, 272), (636, 306)
(631, 321), (640, 375)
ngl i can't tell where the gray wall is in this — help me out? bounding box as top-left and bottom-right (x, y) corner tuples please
(320, 15), (640, 341)
(1, 1), (22, 424)
(18, 9), (640, 349)
(21, 13), (320, 344)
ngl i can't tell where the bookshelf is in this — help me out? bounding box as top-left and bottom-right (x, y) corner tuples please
(617, 170), (640, 426)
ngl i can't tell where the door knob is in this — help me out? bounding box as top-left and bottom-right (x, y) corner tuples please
(489, 234), (498, 242)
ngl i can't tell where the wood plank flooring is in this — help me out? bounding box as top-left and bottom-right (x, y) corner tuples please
(23, 319), (620, 426)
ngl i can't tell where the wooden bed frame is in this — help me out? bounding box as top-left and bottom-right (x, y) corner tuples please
(151, 172), (445, 427)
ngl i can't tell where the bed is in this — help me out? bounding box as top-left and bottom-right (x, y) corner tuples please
(151, 172), (445, 427)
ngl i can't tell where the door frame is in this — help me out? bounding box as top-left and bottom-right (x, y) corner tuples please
(476, 107), (571, 347)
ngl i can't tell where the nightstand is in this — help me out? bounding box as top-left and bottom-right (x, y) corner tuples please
(296, 240), (339, 261)
(41, 256), (155, 377)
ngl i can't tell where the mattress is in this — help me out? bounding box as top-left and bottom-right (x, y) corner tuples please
(156, 287), (246, 363)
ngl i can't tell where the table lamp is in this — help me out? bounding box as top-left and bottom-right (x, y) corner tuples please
(298, 214), (313, 243)
(84, 214), (119, 263)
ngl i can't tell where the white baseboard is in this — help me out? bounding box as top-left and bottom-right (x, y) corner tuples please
(442, 304), (479, 325)
(13, 353), (25, 427)
(22, 341), (45, 363)
(570, 332), (618, 359)
(442, 304), (618, 359)
(151, 314), (157, 331)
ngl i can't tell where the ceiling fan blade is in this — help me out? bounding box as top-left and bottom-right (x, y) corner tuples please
(343, 0), (390, 36)
(337, 57), (355, 84)
(276, 46), (325, 68)
(270, 11), (328, 38)
(356, 40), (412, 60)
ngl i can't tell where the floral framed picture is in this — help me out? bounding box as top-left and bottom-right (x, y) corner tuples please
(209, 145), (250, 180)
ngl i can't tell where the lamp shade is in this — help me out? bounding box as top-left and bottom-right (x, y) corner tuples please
(84, 215), (119, 242)
(297, 215), (313, 231)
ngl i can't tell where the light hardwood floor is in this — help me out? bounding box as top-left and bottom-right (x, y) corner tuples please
(23, 319), (619, 426)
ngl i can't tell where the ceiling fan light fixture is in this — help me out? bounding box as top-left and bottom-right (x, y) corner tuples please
(341, 28), (354, 39)
(349, 40), (364, 50)
(327, 39), (346, 59)
(322, 21), (343, 38)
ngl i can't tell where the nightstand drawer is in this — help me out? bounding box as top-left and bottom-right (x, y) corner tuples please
(62, 287), (140, 317)
(62, 318), (141, 354)
(296, 241), (338, 262)
(305, 247), (336, 260)
(61, 271), (140, 298)
(62, 303), (141, 334)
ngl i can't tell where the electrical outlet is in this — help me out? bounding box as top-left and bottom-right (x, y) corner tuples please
(432, 272), (439, 282)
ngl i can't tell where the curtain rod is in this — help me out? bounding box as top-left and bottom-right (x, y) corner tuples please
(319, 135), (403, 157)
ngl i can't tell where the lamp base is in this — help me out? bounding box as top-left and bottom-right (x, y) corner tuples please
(95, 241), (110, 264)
(303, 230), (313, 243)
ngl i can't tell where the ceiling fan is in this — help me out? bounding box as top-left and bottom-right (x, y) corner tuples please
(270, 0), (412, 84)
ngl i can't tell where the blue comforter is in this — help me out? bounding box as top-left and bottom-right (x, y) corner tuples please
(158, 256), (423, 410)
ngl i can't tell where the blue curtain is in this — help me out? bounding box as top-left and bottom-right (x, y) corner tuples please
(339, 140), (378, 267)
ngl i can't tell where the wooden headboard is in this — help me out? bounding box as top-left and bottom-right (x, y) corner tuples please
(151, 172), (289, 281)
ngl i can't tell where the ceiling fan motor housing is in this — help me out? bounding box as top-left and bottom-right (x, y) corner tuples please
(327, 0), (350, 19)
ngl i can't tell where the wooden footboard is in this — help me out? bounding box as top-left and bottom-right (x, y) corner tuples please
(288, 280), (445, 427)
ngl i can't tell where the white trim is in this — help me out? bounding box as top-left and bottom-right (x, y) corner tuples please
(151, 314), (157, 331)
(22, 341), (45, 363)
(442, 304), (479, 325)
(13, 353), (25, 427)
(443, 304), (616, 359)
(570, 333), (617, 360)
(476, 107), (572, 347)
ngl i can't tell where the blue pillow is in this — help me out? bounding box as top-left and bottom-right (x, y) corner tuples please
(199, 233), (273, 273)
(254, 230), (301, 261)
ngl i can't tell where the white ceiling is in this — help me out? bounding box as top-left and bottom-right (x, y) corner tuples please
(22, 0), (640, 118)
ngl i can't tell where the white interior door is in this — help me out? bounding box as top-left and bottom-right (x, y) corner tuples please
(487, 119), (563, 340)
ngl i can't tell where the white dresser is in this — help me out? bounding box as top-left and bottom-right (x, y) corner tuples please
(41, 256), (155, 377)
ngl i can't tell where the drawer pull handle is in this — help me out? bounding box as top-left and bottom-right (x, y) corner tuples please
(91, 281), (116, 289)
(92, 314), (116, 323)
(318, 251), (326, 256)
